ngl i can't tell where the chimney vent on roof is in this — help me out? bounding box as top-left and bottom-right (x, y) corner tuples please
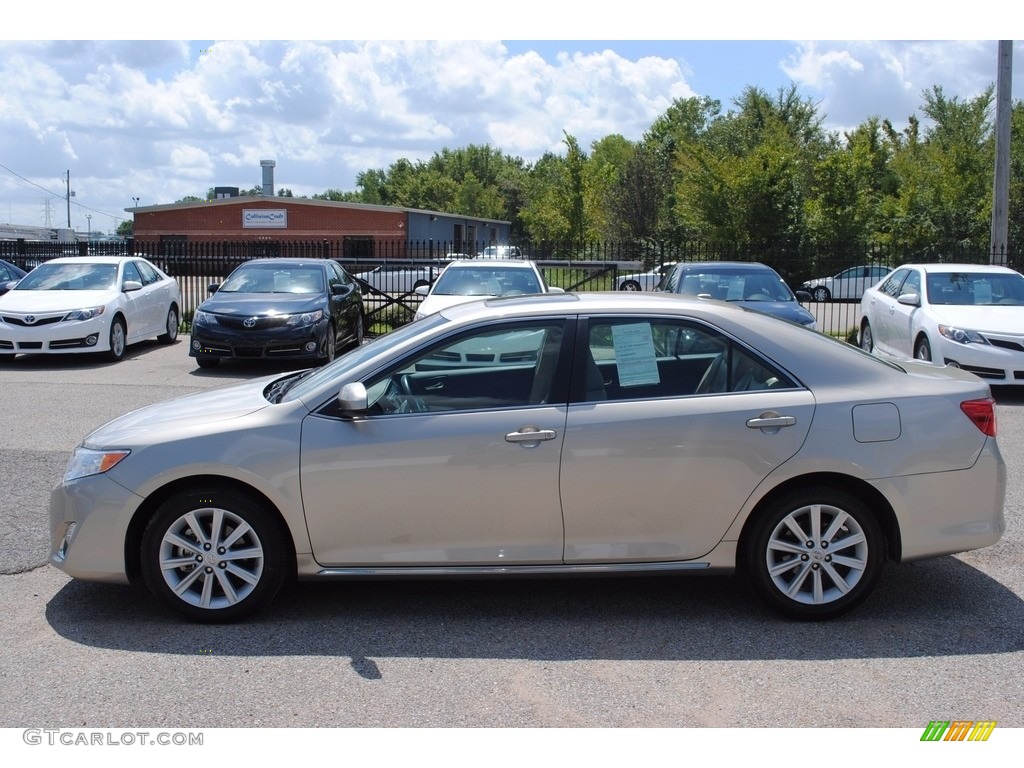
(260, 159), (276, 197)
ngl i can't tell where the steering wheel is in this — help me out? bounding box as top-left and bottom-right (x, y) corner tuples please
(397, 374), (428, 412)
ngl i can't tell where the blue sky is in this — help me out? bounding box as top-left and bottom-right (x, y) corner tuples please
(1, 5), (1021, 234)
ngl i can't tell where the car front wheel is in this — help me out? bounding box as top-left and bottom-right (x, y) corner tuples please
(619, 280), (641, 291)
(744, 487), (884, 620)
(914, 336), (932, 362)
(812, 286), (831, 302)
(140, 488), (289, 622)
(319, 323), (336, 364)
(107, 317), (127, 362)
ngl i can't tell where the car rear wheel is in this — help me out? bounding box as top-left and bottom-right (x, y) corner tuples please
(744, 487), (884, 620)
(107, 317), (127, 362)
(158, 306), (179, 344)
(859, 321), (873, 353)
(620, 280), (642, 291)
(914, 336), (932, 362)
(812, 286), (831, 302)
(140, 488), (289, 623)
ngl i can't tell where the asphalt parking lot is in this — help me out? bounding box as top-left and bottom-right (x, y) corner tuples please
(1, 336), (1023, 728)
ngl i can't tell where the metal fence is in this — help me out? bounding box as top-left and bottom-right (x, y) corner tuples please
(1, 237), (1015, 339)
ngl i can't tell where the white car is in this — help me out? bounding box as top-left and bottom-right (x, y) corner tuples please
(802, 264), (890, 302)
(617, 262), (677, 291)
(476, 245), (522, 259)
(859, 263), (1024, 383)
(0, 255), (181, 362)
(414, 259), (559, 320)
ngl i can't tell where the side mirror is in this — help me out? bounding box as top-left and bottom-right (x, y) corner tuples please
(337, 382), (368, 416)
(794, 290), (812, 302)
(547, 286), (565, 294)
(331, 283), (354, 297)
(208, 283), (220, 295)
(123, 280), (143, 292)
(897, 292), (920, 307)
(414, 284), (430, 296)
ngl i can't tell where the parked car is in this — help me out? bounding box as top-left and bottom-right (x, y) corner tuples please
(616, 262), (677, 291)
(0, 258), (28, 296)
(0, 255), (180, 362)
(413, 259), (558, 320)
(658, 261), (817, 329)
(859, 263), (1024, 383)
(51, 292), (1004, 623)
(355, 263), (446, 295)
(190, 258), (363, 369)
(801, 265), (891, 302)
(476, 245), (523, 259)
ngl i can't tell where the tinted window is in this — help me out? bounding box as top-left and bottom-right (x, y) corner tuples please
(122, 261), (142, 286)
(879, 269), (910, 298)
(135, 260), (161, 285)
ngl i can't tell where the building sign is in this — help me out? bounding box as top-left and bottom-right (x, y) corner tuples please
(243, 209), (288, 228)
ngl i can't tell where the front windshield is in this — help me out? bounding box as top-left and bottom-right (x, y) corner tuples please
(677, 269), (795, 302)
(219, 264), (325, 294)
(926, 272), (1024, 306)
(283, 313), (448, 402)
(15, 262), (118, 291)
(432, 267), (540, 297)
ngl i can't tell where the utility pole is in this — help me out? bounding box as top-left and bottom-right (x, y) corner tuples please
(65, 170), (71, 228)
(990, 41), (1012, 265)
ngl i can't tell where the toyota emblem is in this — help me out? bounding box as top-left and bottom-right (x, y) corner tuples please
(243, 317), (257, 328)
(24, 315), (36, 325)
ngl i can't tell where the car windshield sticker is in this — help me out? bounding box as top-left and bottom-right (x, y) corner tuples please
(611, 323), (660, 387)
(973, 280), (992, 304)
(726, 278), (746, 300)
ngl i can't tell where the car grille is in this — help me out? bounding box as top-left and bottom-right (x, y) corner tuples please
(1, 314), (63, 327)
(218, 315), (290, 330)
(987, 338), (1024, 352)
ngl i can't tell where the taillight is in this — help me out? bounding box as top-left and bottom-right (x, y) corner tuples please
(961, 398), (996, 437)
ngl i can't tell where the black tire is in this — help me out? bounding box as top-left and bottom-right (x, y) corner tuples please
(318, 323), (336, 365)
(107, 317), (127, 362)
(914, 336), (932, 362)
(347, 312), (364, 351)
(619, 280), (642, 291)
(140, 488), (289, 623)
(859, 321), (873, 353)
(744, 486), (884, 620)
(812, 286), (831, 302)
(158, 305), (179, 344)
(196, 356), (220, 369)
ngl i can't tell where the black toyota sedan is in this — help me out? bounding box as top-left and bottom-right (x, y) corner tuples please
(189, 258), (364, 369)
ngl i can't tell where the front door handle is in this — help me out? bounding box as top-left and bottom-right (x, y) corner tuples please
(505, 425), (557, 447)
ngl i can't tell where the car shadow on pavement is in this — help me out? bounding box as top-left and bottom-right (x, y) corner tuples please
(44, 556), (1024, 671)
(0, 338), (176, 369)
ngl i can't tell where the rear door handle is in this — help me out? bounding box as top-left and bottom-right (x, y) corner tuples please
(746, 413), (796, 432)
(505, 425), (557, 446)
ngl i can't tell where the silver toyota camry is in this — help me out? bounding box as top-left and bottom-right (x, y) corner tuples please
(50, 292), (1006, 622)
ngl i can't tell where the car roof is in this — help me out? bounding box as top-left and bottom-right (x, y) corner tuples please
(233, 258), (330, 267)
(676, 261), (773, 271)
(444, 259), (537, 268)
(34, 255), (146, 265)
(897, 263), (1020, 275)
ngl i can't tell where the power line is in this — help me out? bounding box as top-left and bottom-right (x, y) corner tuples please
(0, 161), (126, 222)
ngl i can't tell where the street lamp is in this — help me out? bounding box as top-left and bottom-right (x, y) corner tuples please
(131, 197), (139, 207)
(86, 214), (92, 239)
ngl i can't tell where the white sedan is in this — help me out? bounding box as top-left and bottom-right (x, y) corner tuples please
(859, 262), (1024, 383)
(0, 255), (181, 362)
(617, 261), (677, 291)
(801, 264), (890, 302)
(413, 259), (559, 320)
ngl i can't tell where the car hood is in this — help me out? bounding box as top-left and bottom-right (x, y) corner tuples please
(735, 300), (816, 326)
(0, 289), (116, 312)
(928, 305), (1024, 333)
(83, 377), (279, 447)
(200, 292), (322, 316)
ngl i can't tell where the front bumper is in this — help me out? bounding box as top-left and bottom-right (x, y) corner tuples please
(190, 319), (328, 360)
(936, 336), (1024, 382)
(50, 473), (144, 584)
(0, 314), (109, 354)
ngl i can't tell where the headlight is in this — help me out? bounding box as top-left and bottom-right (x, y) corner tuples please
(62, 306), (105, 321)
(938, 325), (989, 345)
(193, 310), (215, 325)
(287, 310), (323, 326)
(63, 447), (130, 482)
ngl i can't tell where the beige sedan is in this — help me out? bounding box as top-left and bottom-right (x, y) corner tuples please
(50, 293), (1005, 622)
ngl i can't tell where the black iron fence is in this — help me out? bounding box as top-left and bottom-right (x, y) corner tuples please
(1, 237), (1015, 339)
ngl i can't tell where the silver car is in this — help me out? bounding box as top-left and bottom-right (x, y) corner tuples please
(50, 293), (1005, 622)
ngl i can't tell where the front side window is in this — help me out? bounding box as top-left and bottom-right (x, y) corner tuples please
(364, 320), (568, 414)
(578, 318), (795, 402)
(879, 268), (910, 298)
